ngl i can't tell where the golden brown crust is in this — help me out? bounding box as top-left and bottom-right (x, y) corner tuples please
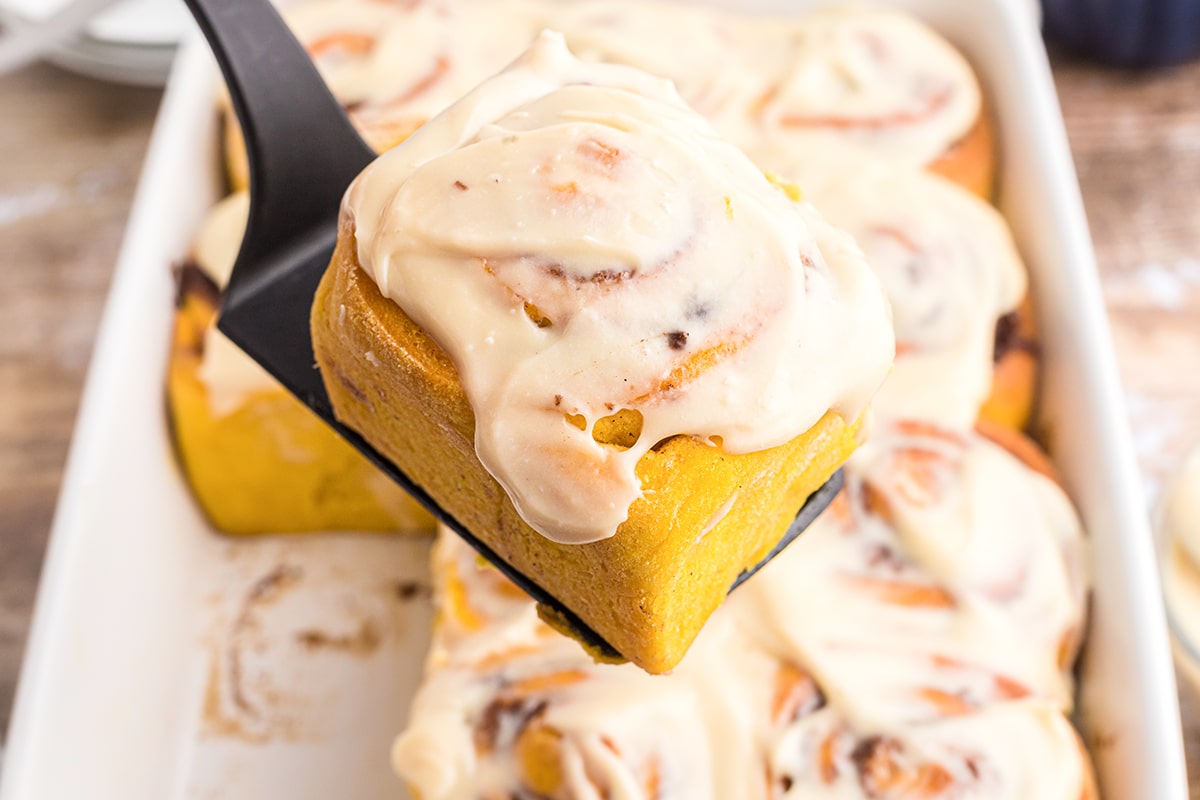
(311, 227), (862, 673)
(974, 418), (1062, 488)
(928, 110), (996, 201)
(166, 271), (431, 535)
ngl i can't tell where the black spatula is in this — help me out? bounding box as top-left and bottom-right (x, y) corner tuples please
(182, 0), (844, 662)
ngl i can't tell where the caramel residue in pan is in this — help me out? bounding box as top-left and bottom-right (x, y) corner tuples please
(295, 619), (382, 656)
(394, 579), (433, 602)
(202, 564), (305, 743)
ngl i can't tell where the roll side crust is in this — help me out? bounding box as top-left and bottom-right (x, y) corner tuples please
(980, 294), (1039, 431)
(167, 279), (432, 535)
(312, 228), (860, 673)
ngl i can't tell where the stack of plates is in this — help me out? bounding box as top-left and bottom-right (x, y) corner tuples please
(0, 0), (189, 86)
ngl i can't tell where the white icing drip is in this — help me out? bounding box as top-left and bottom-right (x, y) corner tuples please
(345, 32), (893, 543)
(187, 190), (280, 417)
(190, 190), (248, 289)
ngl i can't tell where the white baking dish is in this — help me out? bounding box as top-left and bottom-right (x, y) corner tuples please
(1, 1), (1186, 797)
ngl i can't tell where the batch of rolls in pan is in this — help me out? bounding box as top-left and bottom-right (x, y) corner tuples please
(167, 1), (1095, 797)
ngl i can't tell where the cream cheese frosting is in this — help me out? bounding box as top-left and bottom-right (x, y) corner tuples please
(774, 150), (1027, 426)
(188, 191), (279, 418)
(343, 31), (893, 544)
(744, 8), (983, 172)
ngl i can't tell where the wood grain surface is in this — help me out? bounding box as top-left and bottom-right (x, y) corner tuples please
(1, 50), (1199, 790)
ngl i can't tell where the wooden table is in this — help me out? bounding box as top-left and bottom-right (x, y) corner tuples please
(2, 51), (1200, 791)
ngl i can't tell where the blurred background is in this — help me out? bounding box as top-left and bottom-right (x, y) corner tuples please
(1, 0), (1200, 790)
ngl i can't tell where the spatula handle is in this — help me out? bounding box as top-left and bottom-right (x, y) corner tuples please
(183, 0), (374, 297)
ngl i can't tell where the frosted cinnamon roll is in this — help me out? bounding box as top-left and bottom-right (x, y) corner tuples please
(222, 0), (478, 191)
(780, 153), (1031, 428)
(395, 530), (811, 800)
(166, 192), (432, 535)
(398, 487), (1094, 800)
(747, 8), (992, 198)
(311, 31), (893, 672)
(740, 421), (1088, 731)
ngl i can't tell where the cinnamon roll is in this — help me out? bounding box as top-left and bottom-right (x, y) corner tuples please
(741, 421), (1088, 731)
(221, 0), (472, 192)
(777, 152), (1034, 429)
(395, 529), (816, 800)
(167, 192), (432, 534)
(745, 8), (993, 198)
(311, 32), (894, 672)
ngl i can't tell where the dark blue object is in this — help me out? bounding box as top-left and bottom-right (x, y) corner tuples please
(1043, 0), (1200, 67)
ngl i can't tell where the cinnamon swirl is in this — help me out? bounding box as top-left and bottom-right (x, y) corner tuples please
(311, 32), (894, 672)
(745, 8), (993, 198)
(167, 192), (432, 535)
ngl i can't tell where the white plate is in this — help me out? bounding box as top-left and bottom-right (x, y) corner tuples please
(0, 0), (187, 85)
(0, 1), (1188, 798)
(0, 0), (187, 45)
